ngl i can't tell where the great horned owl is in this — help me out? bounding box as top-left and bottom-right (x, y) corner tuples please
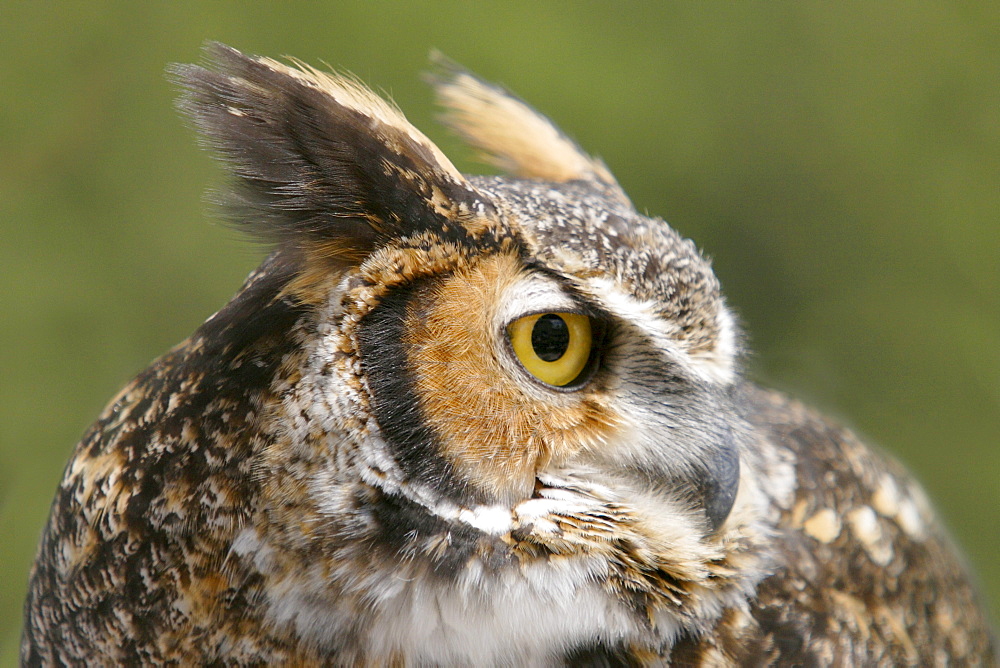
(21, 43), (995, 665)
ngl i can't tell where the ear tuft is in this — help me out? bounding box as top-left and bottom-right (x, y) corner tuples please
(427, 53), (630, 205)
(170, 43), (494, 265)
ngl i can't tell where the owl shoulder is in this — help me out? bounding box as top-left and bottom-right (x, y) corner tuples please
(669, 386), (996, 665)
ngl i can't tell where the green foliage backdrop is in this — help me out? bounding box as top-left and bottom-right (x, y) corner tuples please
(1, 2), (996, 658)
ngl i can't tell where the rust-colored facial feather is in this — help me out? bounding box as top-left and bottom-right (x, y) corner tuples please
(403, 253), (621, 502)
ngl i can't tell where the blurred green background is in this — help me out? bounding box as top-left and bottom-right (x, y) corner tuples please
(2, 2), (996, 659)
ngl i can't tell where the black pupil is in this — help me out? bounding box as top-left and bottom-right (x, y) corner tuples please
(531, 314), (571, 362)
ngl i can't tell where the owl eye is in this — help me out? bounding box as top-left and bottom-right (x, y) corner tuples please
(507, 312), (594, 387)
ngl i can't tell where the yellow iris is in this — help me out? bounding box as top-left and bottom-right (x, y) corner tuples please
(507, 312), (592, 387)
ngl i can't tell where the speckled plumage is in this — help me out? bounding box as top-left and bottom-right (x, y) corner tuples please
(22, 44), (995, 665)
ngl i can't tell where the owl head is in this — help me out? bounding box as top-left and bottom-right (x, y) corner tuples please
(171, 44), (769, 649)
